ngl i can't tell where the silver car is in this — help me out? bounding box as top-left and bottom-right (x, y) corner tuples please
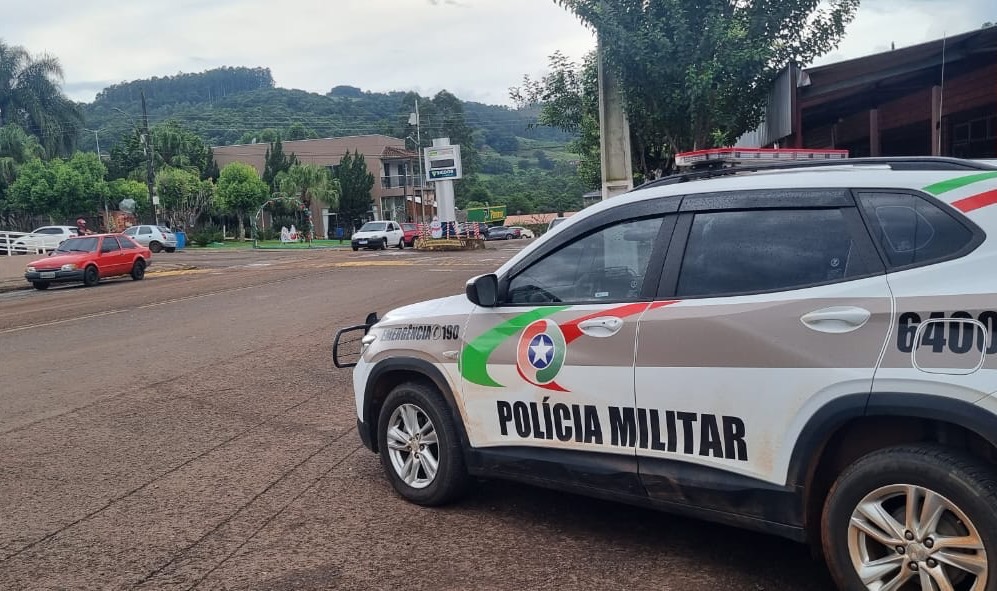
(123, 225), (177, 253)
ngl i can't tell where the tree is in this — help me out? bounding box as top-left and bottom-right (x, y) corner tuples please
(152, 120), (214, 178)
(518, 0), (859, 178)
(8, 153), (108, 224)
(0, 124), (45, 226)
(276, 163), (339, 211)
(333, 150), (374, 230)
(156, 167), (216, 229)
(0, 40), (84, 157)
(217, 162), (268, 240)
(286, 122), (317, 141)
(485, 129), (520, 155)
(108, 178), (150, 220)
(262, 138), (298, 192)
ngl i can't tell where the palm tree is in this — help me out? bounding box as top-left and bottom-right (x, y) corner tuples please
(0, 123), (45, 227)
(0, 40), (84, 158)
(277, 163), (340, 241)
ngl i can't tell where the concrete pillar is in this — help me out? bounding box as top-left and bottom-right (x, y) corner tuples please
(931, 85), (942, 156)
(597, 36), (633, 200)
(869, 109), (881, 157)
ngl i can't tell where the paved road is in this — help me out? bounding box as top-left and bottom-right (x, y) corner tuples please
(0, 245), (835, 590)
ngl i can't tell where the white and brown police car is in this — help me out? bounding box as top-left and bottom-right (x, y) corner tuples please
(335, 154), (997, 590)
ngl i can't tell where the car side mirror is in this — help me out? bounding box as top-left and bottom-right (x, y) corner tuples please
(466, 274), (498, 307)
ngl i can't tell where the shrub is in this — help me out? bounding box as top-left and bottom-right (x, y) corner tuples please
(189, 224), (224, 247)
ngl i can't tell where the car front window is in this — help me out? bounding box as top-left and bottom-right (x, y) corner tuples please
(507, 217), (663, 304)
(55, 237), (99, 253)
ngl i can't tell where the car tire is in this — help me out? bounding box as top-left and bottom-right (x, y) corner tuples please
(397, 238), (404, 249)
(821, 444), (997, 591)
(149, 241), (163, 253)
(131, 259), (146, 281)
(376, 382), (470, 506)
(380, 238), (388, 250)
(83, 265), (99, 287)
(165, 247), (176, 253)
(32, 281), (50, 290)
(352, 246), (359, 251)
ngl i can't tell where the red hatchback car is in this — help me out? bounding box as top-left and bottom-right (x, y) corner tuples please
(24, 233), (152, 290)
(401, 222), (421, 247)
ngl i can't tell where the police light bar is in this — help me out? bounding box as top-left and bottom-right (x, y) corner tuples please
(675, 147), (850, 168)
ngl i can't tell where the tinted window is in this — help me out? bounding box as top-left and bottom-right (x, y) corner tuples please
(858, 192), (975, 268)
(100, 237), (120, 253)
(677, 209), (873, 298)
(124, 227), (137, 235)
(36, 228), (60, 234)
(118, 236), (138, 249)
(55, 237), (98, 253)
(508, 217), (663, 304)
(359, 222), (387, 232)
(139, 226), (152, 235)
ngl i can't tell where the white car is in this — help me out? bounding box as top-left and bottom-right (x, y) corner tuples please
(507, 226), (535, 239)
(351, 221), (405, 251)
(10, 226), (78, 254)
(123, 225), (177, 253)
(336, 155), (997, 591)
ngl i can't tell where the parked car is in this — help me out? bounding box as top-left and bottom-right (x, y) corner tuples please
(10, 226), (78, 254)
(24, 234), (152, 290)
(335, 155), (997, 591)
(507, 226), (534, 239)
(485, 226), (516, 240)
(351, 221), (405, 250)
(547, 216), (569, 232)
(123, 225), (177, 253)
(401, 222), (420, 247)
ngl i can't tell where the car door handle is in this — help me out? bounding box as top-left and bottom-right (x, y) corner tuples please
(578, 316), (624, 338)
(800, 306), (871, 333)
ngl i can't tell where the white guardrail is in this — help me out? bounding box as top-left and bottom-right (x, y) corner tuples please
(0, 231), (57, 256)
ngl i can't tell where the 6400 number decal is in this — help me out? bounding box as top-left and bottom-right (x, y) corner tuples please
(897, 311), (997, 354)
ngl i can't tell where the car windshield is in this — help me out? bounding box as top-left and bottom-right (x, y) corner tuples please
(359, 222), (387, 232)
(402, 223), (416, 230)
(54, 237), (99, 253)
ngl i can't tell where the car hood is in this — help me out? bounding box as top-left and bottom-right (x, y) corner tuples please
(28, 252), (91, 267)
(379, 294), (474, 325)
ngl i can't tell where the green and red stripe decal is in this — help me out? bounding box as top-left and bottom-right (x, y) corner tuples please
(923, 172), (997, 213)
(460, 300), (677, 388)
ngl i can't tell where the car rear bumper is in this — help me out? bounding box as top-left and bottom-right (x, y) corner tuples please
(25, 269), (85, 283)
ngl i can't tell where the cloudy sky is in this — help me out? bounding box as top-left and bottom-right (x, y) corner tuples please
(2, 0), (994, 106)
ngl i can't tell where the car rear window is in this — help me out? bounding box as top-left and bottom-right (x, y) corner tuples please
(676, 208), (875, 297)
(857, 192), (976, 269)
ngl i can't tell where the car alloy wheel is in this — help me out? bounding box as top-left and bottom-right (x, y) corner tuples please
(848, 484), (987, 590)
(149, 241), (163, 253)
(385, 403), (439, 489)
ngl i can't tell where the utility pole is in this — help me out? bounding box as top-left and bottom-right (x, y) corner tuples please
(410, 99), (425, 222)
(596, 34), (633, 200)
(141, 90), (158, 225)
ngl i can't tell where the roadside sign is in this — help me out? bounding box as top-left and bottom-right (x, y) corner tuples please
(466, 205), (506, 223)
(425, 145), (463, 181)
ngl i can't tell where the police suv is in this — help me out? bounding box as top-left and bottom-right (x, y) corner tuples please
(334, 155), (997, 590)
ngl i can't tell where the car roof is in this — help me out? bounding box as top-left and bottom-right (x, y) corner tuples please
(494, 157), (997, 276)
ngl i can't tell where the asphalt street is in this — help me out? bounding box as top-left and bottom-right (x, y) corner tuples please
(0, 244), (835, 590)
